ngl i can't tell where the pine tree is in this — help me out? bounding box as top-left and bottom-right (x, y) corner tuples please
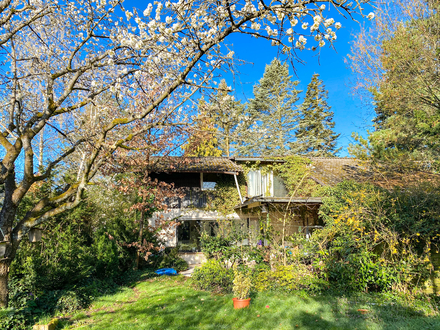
(294, 74), (340, 157)
(244, 58), (301, 156)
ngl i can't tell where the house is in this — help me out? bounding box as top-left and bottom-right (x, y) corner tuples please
(148, 157), (244, 264)
(148, 156), (370, 264)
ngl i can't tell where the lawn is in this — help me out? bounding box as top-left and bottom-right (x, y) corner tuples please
(58, 273), (440, 330)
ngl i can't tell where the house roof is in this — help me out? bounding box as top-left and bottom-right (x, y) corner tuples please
(308, 157), (440, 190)
(234, 196), (322, 210)
(234, 157), (286, 163)
(308, 157), (364, 186)
(148, 156), (243, 174)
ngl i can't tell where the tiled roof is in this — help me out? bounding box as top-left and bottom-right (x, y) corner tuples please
(308, 157), (440, 189)
(148, 157), (243, 174)
(308, 157), (365, 186)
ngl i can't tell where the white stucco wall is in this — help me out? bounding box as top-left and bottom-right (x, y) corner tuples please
(150, 209), (241, 247)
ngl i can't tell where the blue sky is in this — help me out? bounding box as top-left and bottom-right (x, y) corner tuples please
(128, 1), (377, 156)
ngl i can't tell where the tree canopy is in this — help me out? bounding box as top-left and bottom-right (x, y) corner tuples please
(294, 74), (340, 157)
(0, 0), (373, 308)
(349, 0), (440, 168)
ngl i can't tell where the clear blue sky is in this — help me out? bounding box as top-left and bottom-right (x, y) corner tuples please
(128, 1), (376, 156)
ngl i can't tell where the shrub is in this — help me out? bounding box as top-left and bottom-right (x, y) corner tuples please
(191, 259), (234, 293)
(315, 180), (440, 293)
(157, 247), (189, 272)
(233, 268), (252, 299)
(253, 264), (326, 292)
(200, 234), (232, 260)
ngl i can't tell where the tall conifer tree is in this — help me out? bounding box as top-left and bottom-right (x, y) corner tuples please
(294, 74), (340, 157)
(203, 80), (250, 157)
(245, 59), (301, 156)
(183, 99), (222, 157)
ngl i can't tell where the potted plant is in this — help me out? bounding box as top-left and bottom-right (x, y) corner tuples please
(232, 268), (252, 309)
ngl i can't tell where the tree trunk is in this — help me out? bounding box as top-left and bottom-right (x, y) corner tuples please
(0, 172), (19, 308)
(135, 210), (145, 270)
(0, 259), (10, 308)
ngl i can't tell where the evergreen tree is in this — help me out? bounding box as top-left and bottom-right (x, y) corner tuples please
(182, 99), (222, 157)
(294, 74), (340, 157)
(203, 80), (250, 157)
(244, 59), (301, 156)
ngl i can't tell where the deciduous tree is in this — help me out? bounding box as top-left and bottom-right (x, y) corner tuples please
(0, 0), (373, 307)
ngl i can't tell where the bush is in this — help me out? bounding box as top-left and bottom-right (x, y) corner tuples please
(253, 264), (326, 293)
(315, 180), (440, 293)
(233, 268), (252, 299)
(157, 247), (189, 272)
(191, 259), (234, 293)
(0, 308), (29, 330)
(200, 234), (232, 260)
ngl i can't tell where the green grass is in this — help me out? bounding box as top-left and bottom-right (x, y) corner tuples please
(58, 273), (440, 330)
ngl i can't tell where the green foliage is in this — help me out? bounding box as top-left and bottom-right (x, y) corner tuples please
(208, 173), (246, 215)
(232, 268), (252, 299)
(314, 180), (440, 293)
(253, 264), (326, 293)
(245, 58), (301, 156)
(157, 247), (189, 272)
(293, 73), (340, 157)
(203, 80), (249, 157)
(191, 259), (234, 293)
(200, 233), (232, 260)
(272, 155), (325, 197)
(4, 184), (145, 329)
(182, 103), (222, 157)
(93, 232), (120, 279)
(349, 3), (440, 166)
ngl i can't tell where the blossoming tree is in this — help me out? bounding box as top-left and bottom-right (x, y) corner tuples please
(0, 0), (372, 307)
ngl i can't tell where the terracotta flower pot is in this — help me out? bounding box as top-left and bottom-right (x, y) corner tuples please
(233, 297), (251, 309)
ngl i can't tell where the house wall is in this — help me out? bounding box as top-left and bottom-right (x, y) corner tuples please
(236, 204), (321, 241)
(150, 209), (241, 247)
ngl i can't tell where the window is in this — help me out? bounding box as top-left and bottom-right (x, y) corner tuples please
(247, 170), (273, 197)
(247, 169), (288, 197)
(201, 173), (217, 190)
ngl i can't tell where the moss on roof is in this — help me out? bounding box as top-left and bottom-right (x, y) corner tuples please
(308, 157), (440, 190)
(148, 156), (243, 174)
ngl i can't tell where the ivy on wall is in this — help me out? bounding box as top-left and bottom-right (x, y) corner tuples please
(239, 155), (326, 198)
(207, 173), (247, 216)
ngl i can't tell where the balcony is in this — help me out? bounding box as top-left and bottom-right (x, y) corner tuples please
(164, 187), (212, 209)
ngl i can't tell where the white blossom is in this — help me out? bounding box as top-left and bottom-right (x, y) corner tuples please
(310, 23), (319, 32)
(335, 22), (342, 29)
(324, 18), (334, 27)
(313, 15), (322, 23)
(367, 12), (375, 20)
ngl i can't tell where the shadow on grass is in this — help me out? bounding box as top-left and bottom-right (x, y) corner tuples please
(64, 277), (440, 330)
